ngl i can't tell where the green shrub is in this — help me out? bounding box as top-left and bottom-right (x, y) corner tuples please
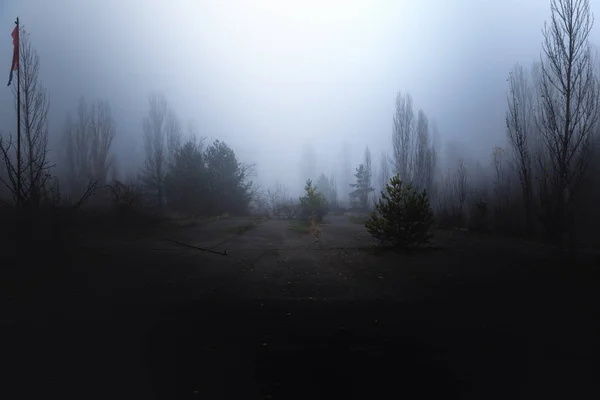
(365, 175), (434, 249)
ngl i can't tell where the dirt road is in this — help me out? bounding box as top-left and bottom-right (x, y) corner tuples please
(6, 215), (600, 399)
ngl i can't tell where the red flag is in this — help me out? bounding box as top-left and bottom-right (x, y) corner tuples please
(7, 25), (18, 86)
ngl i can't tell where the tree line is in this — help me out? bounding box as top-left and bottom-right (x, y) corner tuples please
(0, 27), (255, 218)
(284, 0), (600, 250)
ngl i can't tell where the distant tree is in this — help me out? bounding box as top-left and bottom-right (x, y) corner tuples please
(204, 139), (255, 215)
(349, 163), (374, 210)
(63, 97), (116, 197)
(140, 93), (182, 211)
(266, 182), (292, 217)
(377, 151), (391, 200)
(0, 26), (52, 207)
(506, 63), (534, 233)
(537, 0), (600, 245)
(413, 110), (437, 193)
(299, 143), (317, 186)
(392, 92), (414, 181)
(391, 93), (437, 194)
(328, 174), (339, 208)
(365, 174), (434, 249)
(490, 146), (518, 233)
(363, 146), (373, 207)
(451, 158), (468, 227)
(316, 173), (338, 208)
(164, 137), (206, 215)
(491, 146), (513, 211)
(299, 179), (327, 222)
(339, 140), (352, 201)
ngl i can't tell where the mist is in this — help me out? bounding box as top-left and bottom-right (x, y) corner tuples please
(0, 0), (579, 193)
(5, 2), (600, 398)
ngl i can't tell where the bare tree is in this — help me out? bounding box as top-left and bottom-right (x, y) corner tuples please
(328, 174), (338, 208)
(140, 93), (182, 211)
(299, 143), (317, 186)
(391, 93), (437, 195)
(506, 63), (535, 233)
(0, 27), (51, 207)
(64, 97), (116, 197)
(452, 158), (468, 227)
(166, 109), (182, 165)
(339, 140), (352, 202)
(392, 91), (414, 181)
(537, 0), (600, 243)
(363, 146), (373, 208)
(491, 146), (514, 213)
(378, 151), (391, 197)
(266, 182), (290, 217)
(413, 109), (437, 193)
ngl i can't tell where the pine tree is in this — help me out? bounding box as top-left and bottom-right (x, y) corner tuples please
(349, 164), (374, 210)
(365, 174), (434, 249)
(299, 179), (328, 222)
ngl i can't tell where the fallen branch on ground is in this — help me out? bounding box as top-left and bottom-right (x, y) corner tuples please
(164, 239), (228, 256)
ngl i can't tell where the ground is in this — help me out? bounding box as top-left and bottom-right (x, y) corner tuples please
(4, 214), (600, 399)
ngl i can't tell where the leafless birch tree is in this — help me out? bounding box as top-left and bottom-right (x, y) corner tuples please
(140, 93), (182, 210)
(537, 0), (600, 242)
(452, 158), (468, 227)
(363, 146), (373, 207)
(64, 97), (116, 197)
(414, 109), (437, 193)
(378, 151), (391, 196)
(506, 63), (535, 232)
(392, 92), (414, 181)
(491, 146), (514, 213)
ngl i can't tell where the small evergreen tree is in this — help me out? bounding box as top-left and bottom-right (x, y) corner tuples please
(349, 164), (374, 210)
(299, 179), (328, 222)
(366, 174), (434, 249)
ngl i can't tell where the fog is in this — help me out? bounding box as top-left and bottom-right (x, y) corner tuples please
(1, 0), (599, 194)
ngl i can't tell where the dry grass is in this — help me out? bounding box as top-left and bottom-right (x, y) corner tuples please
(289, 219), (312, 234)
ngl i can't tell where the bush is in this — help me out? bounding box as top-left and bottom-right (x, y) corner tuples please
(299, 179), (328, 222)
(365, 175), (434, 249)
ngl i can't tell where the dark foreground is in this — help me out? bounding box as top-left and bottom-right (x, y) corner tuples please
(3, 215), (600, 399)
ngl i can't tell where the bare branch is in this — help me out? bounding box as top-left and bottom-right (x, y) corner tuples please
(140, 92), (181, 211)
(537, 0), (600, 240)
(392, 92), (414, 181)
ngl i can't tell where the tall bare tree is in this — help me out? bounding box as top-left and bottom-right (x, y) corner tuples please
(140, 93), (182, 211)
(452, 158), (468, 227)
(413, 109), (437, 193)
(299, 143), (318, 187)
(378, 151), (391, 197)
(64, 97), (116, 196)
(340, 140), (352, 201)
(0, 27), (51, 206)
(537, 0), (600, 242)
(363, 146), (373, 208)
(491, 146), (514, 213)
(506, 63), (535, 233)
(392, 91), (414, 181)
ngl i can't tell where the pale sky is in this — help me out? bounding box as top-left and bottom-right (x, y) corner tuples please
(1, 0), (599, 191)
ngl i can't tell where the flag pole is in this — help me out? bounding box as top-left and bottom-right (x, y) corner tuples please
(15, 17), (20, 206)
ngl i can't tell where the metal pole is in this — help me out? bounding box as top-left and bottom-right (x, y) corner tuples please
(16, 17), (21, 206)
